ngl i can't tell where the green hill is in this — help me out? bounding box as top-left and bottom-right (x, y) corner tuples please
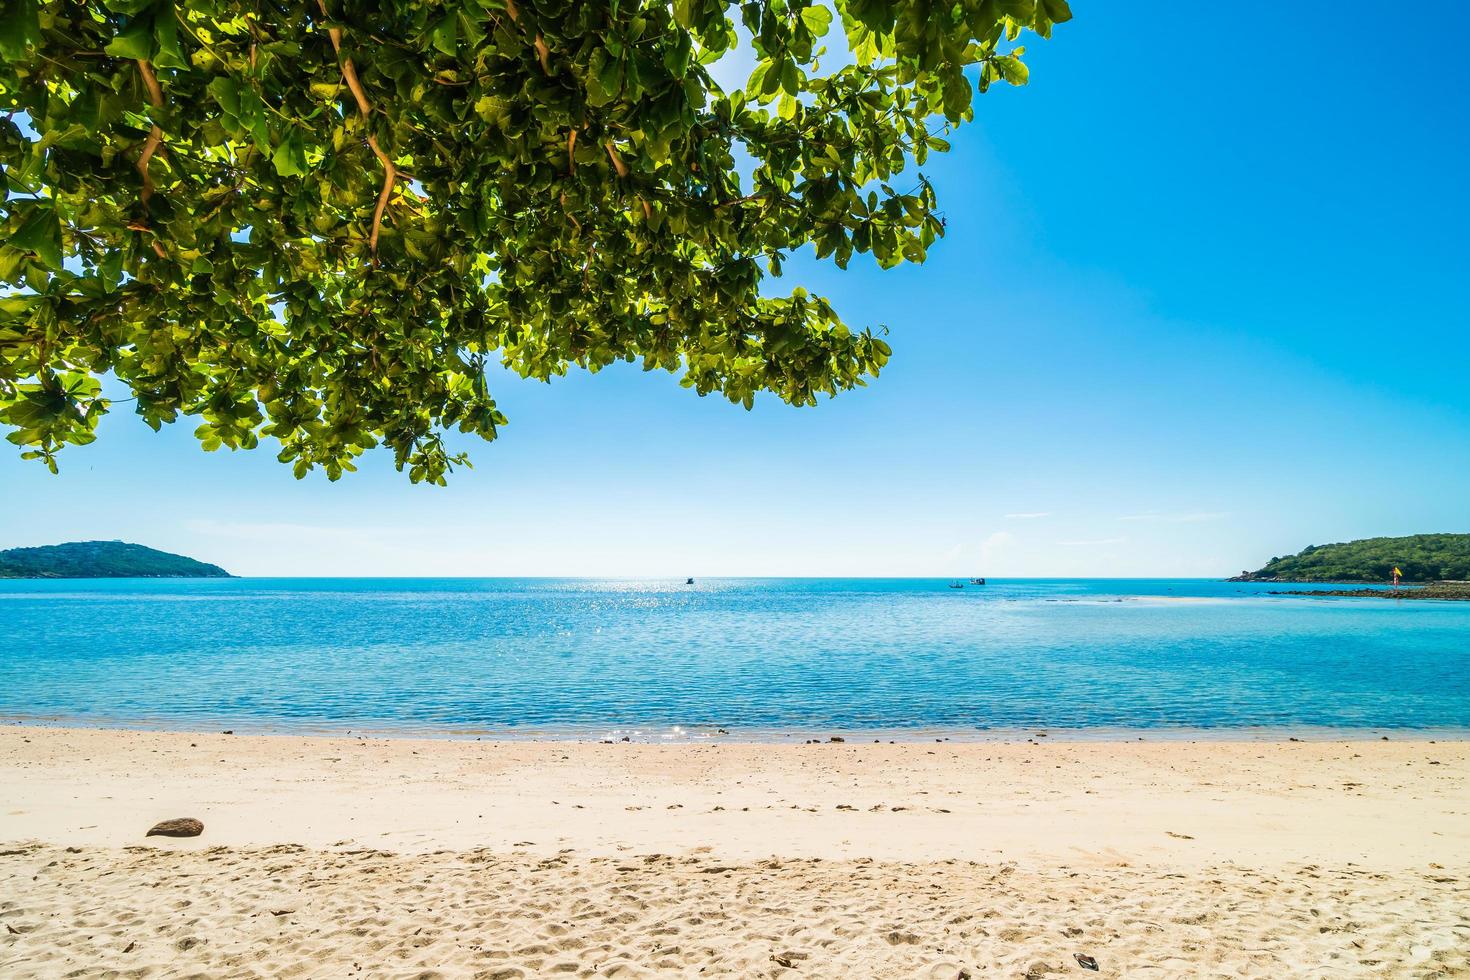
(1231, 533), (1470, 583)
(0, 541), (232, 579)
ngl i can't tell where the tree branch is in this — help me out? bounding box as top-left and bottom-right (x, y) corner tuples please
(504, 0), (551, 75)
(715, 193), (765, 209)
(559, 192), (581, 234)
(605, 142), (629, 178)
(133, 60), (168, 258)
(316, 0), (398, 261)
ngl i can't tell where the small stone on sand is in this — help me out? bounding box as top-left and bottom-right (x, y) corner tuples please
(146, 818), (204, 838)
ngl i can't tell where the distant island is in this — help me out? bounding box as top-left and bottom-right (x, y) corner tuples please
(1229, 533), (1470, 584)
(0, 541), (232, 579)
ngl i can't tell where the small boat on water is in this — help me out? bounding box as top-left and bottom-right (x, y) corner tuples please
(948, 581), (965, 589)
(969, 577), (986, 585)
(686, 577), (695, 585)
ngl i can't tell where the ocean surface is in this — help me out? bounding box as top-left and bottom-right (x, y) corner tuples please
(1, 578), (1467, 740)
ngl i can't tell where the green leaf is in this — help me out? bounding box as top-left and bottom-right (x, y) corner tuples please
(105, 19), (154, 60)
(663, 33), (692, 77)
(0, 0), (40, 61)
(458, 9), (485, 48)
(779, 59), (800, 96)
(0, 247), (25, 280)
(1042, 0), (1073, 25)
(431, 14), (457, 56)
(993, 54), (1029, 85)
(8, 205), (62, 270)
(941, 71), (972, 119)
(207, 76), (240, 116)
(100, 0), (157, 14)
(270, 129), (306, 177)
(153, 5), (188, 69)
(760, 60), (782, 97)
(598, 51), (623, 98)
(799, 5), (832, 36)
(747, 60), (770, 94)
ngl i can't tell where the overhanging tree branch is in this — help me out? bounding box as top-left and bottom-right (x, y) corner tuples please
(605, 142), (629, 177)
(0, 0), (1067, 482)
(504, 0), (551, 75)
(134, 59), (167, 258)
(315, 0), (397, 261)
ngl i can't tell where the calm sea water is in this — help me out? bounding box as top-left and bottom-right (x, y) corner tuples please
(1, 578), (1467, 739)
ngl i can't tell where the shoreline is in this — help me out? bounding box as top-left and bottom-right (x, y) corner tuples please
(6, 716), (1470, 745)
(3, 726), (1466, 976)
(1269, 585), (1470, 601)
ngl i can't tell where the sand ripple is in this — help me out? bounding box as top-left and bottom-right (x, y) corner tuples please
(2, 843), (1466, 978)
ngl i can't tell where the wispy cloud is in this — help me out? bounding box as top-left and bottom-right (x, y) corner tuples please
(1059, 537), (1127, 547)
(1005, 512), (1052, 520)
(1118, 512), (1228, 523)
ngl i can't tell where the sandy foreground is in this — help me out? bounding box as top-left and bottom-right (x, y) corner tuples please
(1, 727), (1467, 977)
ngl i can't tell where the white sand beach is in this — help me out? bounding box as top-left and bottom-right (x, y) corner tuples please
(2, 727), (1467, 977)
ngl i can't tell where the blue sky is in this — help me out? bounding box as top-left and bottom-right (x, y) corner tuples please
(4, 3), (1467, 576)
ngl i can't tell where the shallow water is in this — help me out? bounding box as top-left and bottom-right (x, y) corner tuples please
(1, 578), (1466, 738)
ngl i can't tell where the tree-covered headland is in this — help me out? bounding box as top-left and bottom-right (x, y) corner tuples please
(1232, 534), (1470, 584)
(0, 540), (232, 577)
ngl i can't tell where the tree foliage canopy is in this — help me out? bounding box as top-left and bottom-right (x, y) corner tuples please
(1, 0), (1069, 482)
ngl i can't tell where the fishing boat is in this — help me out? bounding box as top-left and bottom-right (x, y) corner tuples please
(948, 581), (965, 589)
(686, 577), (695, 585)
(969, 577), (986, 585)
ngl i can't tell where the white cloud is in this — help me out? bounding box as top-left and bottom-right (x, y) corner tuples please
(1004, 512), (1052, 520)
(1118, 512), (1228, 523)
(1059, 537), (1127, 546)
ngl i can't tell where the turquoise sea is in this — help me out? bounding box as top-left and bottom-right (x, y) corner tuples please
(1, 578), (1467, 739)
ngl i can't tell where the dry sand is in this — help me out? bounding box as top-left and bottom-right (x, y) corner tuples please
(2, 726), (1467, 977)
